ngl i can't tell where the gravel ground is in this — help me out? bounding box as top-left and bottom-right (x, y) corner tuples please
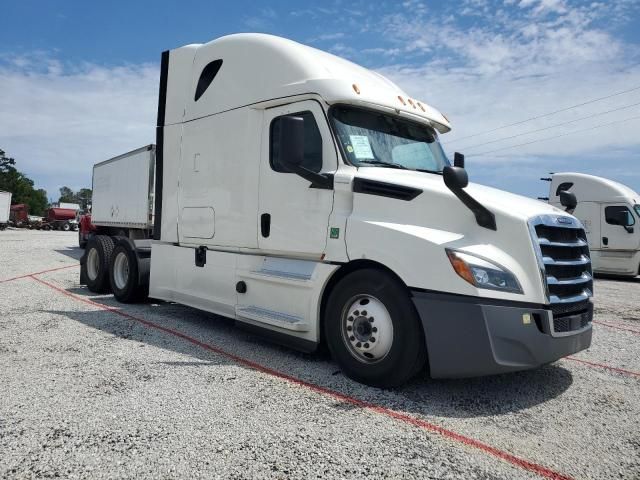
(1, 229), (638, 479)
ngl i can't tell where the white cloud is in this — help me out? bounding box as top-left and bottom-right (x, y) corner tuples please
(0, 53), (157, 198)
(372, 0), (640, 196)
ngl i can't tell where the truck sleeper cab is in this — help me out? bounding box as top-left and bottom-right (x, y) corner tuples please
(549, 172), (640, 277)
(81, 34), (593, 387)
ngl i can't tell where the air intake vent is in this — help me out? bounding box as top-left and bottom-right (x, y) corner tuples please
(353, 178), (422, 201)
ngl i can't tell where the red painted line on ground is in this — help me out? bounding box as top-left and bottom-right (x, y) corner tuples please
(565, 356), (640, 378)
(0, 264), (78, 284)
(29, 275), (573, 480)
(593, 320), (640, 335)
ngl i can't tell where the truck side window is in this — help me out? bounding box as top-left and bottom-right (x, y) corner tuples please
(605, 205), (635, 226)
(270, 111), (323, 173)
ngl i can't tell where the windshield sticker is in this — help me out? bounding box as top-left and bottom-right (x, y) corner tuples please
(349, 135), (374, 159)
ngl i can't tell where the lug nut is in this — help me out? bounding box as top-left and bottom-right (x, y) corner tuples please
(370, 337), (375, 342)
(372, 327), (377, 333)
(361, 310), (367, 316)
(364, 343), (369, 348)
(356, 342), (362, 348)
(350, 336), (355, 341)
(369, 317), (374, 323)
(354, 310), (360, 316)
(347, 325), (352, 331)
(348, 316), (353, 322)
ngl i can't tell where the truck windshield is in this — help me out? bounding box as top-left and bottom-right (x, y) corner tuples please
(330, 105), (450, 173)
(635, 204), (640, 219)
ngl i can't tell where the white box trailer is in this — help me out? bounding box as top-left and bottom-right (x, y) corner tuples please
(91, 145), (155, 235)
(59, 202), (81, 211)
(80, 34), (593, 387)
(548, 172), (640, 277)
(0, 191), (11, 230)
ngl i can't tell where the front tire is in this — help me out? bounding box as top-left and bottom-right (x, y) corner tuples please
(82, 235), (114, 293)
(324, 269), (427, 388)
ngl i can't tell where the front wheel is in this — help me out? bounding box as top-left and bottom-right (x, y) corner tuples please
(324, 269), (427, 388)
(62, 222), (71, 232)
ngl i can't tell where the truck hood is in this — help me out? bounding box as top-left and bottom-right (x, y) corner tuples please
(346, 168), (571, 303)
(353, 168), (565, 223)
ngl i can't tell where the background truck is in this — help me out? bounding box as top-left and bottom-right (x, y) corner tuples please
(0, 191), (11, 230)
(81, 33), (593, 387)
(79, 145), (155, 248)
(9, 204), (29, 227)
(42, 207), (78, 231)
(547, 172), (640, 277)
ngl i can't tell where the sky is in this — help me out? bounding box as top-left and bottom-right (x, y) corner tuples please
(1, 0), (639, 201)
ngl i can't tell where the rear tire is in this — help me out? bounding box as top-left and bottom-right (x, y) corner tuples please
(82, 235), (114, 293)
(324, 269), (427, 388)
(62, 222), (71, 232)
(109, 239), (149, 303)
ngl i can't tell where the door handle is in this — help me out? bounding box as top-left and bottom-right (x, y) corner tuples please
(602, 236), (608, 246)
(261, 213), (271, 238)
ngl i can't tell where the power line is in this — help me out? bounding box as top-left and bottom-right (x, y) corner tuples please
(459, 101), (640, 150)
(467, 114), (640, 157)
(445, 85), (640, 144)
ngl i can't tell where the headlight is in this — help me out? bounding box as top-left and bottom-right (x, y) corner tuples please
(446, 249), (523, 294)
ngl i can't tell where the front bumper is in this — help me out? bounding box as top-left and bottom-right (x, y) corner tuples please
(411, 290), (592, 378)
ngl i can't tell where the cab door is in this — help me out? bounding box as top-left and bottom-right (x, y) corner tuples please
(257, 100), (336, 258)
(601, 204), (638, 251)
(600, 204), (639, 273)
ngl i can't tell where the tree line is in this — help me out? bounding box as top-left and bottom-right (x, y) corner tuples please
(0, 148), (91, 216)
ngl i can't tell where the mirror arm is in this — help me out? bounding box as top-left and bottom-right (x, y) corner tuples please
(449, 186), (497, 231)
(291, 164), (333, 189)
(443, 165), (496, 231)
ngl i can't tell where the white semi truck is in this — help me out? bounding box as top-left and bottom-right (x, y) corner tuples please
(81, 34), (593, 387)
(0, 191), (11, 230)
(548, 172), (640, 277)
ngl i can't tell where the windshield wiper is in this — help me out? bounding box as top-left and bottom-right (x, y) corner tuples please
(414, 168), (443, 175)
(358, 160), (408, 170)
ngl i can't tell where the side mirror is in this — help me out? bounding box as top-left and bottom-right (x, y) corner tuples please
(559, 190), (577, 212)
(278, 115), (305, 169)
(277, 114), (333, 189)
(625, 225), (635, 234)
(443, 166), (468, 190)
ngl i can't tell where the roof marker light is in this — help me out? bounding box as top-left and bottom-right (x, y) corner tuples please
(352, 84), (360, 94)
(397, 95), (406, 105)
(417, 102), (426, 112)
(407, 99), (416, 109)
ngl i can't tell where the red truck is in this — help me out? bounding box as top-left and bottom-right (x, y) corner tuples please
(43, 207), (79, 231)
(9, 204), (29, 227)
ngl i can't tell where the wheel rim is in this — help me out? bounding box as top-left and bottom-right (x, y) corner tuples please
(86, 248), (100, 281)
(340, 294), (394, 364)
(113, 251), (130, 290)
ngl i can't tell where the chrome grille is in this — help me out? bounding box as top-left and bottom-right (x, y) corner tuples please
(528, 215), (593, 334)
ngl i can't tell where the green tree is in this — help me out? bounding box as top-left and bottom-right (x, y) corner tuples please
(0, 148), (49, 216)
(58, 186), (92, 209)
